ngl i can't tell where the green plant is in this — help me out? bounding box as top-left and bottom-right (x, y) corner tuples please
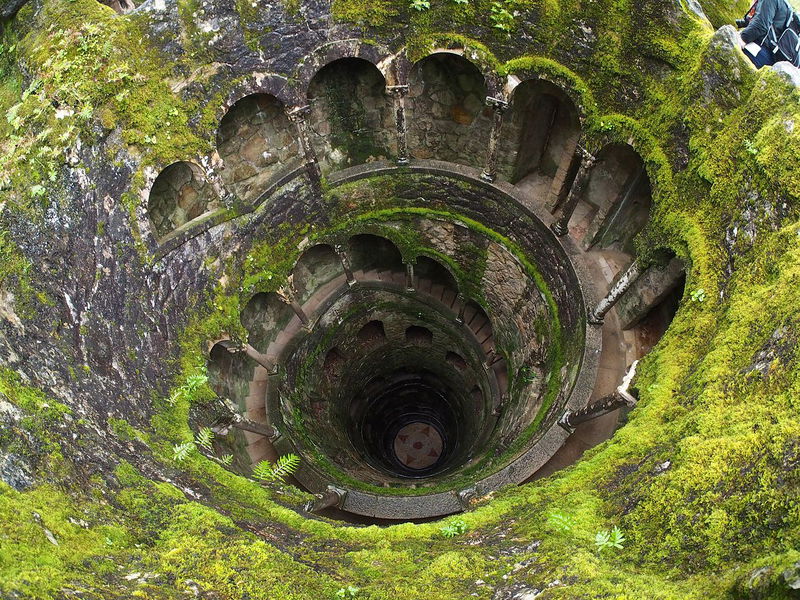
(409, 0), (430, 10)
(691, 288), (706, 302)
(440, 518), (468, 538)
(519, 365), (538, 385)
(195, 427), (214, 451)
(594, 526), (625, 552)
(335, 586), (360, 599)
(251, 454), (301, 483)
(172, 441), (194, 463)
(167, 369), (209, 405)
(489, 1), (515, 32)
(547, 511), (576, 532)
(219, 454), (233, 466)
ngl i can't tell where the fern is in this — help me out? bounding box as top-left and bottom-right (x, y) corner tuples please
(271, 453), (300, 482)
(219, 454), (233, 466)
(594, 525), (625, 551)
(195, 427), (214, 451)
(172, 441), (194, 463)
(252, 454), (300, 483)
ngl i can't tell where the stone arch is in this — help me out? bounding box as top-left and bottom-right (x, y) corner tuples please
(290, 244), (345, 304)
(576, 143), (652, 253)
(216, 93), (300, 202)
(502, 61), (592, 125)
(406, 52), (492, 168)
(500, 78), (582, 187)
(217, 75), (294, 120)
(147, 161), (219, 238)
(294, 39), (397, 95)
(346, 234), (405, 275)
(306, 57), (395, 173)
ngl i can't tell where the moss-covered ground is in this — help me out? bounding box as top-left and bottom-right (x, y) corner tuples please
(1, 0), (800, 596)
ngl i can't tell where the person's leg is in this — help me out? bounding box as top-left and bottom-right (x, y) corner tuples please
(747, 46), (776, 68)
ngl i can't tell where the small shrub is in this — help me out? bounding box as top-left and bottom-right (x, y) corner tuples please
(440, 518), (468, 538)
(410, 0), (430, 10)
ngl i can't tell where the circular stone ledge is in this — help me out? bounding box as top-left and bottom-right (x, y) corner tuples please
(278, 161), (603, 519)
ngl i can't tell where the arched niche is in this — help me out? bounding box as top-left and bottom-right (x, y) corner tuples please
(499, 79), (581, 189)
(413, 255), (459, 295)
(290, 244), (345, 304)
(346, 234), (404, 275)
(217, 94), (299, 202)
(357, 320), (387, 343)
(207, 342), (252, 412)
(306, 58), (394, 173)
(405, 325), (433, 345)
(147, 161), (218, 238)
(406, 53), (491, 168)
(577, 144), (652, 252)
(240, 292), (295, 354)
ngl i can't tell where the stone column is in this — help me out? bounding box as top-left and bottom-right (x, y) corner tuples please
(550, 149), (597, 237)
(209, 396), (279, 439)
(588, 259), (645, 325)
(455, 294), (467, 324)
(405, 261), (415, 292)
(480, 96), (509, 183)
(387, 85), (410, 165)
(559, 361), (638, 432)
(199, 155), (234, 207)
(276, 284), (311, 329)
(334, 244), (356, 286)
(305, 486), (347, 513)
(287, 105), (322, 192)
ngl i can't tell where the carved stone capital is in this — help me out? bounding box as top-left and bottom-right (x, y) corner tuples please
(485, 96), (509, 112)
(386, 84), (410, 97)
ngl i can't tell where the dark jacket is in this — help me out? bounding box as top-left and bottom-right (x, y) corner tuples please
(741, 0), (793, 44)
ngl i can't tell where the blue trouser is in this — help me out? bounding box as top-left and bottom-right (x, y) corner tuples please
(747, 45), (776, 68)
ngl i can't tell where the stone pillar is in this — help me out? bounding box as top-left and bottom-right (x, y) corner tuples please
(550, 149), (596, 237)
(199, 155), (234, 207)
(588, 259), (645, 325)
(481, 96), (509, 183)
(387, 85), (410, 165)
(209, 396), (279, 439)
(242, 343), (278, 374)
(276, 284), (311, 329)
(559, 361), (638, 433)
(287, 105), (322, 191)
(455, 294), (467, 324)
(334, 244), (356, 286)
(405, 261), (415, 292)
